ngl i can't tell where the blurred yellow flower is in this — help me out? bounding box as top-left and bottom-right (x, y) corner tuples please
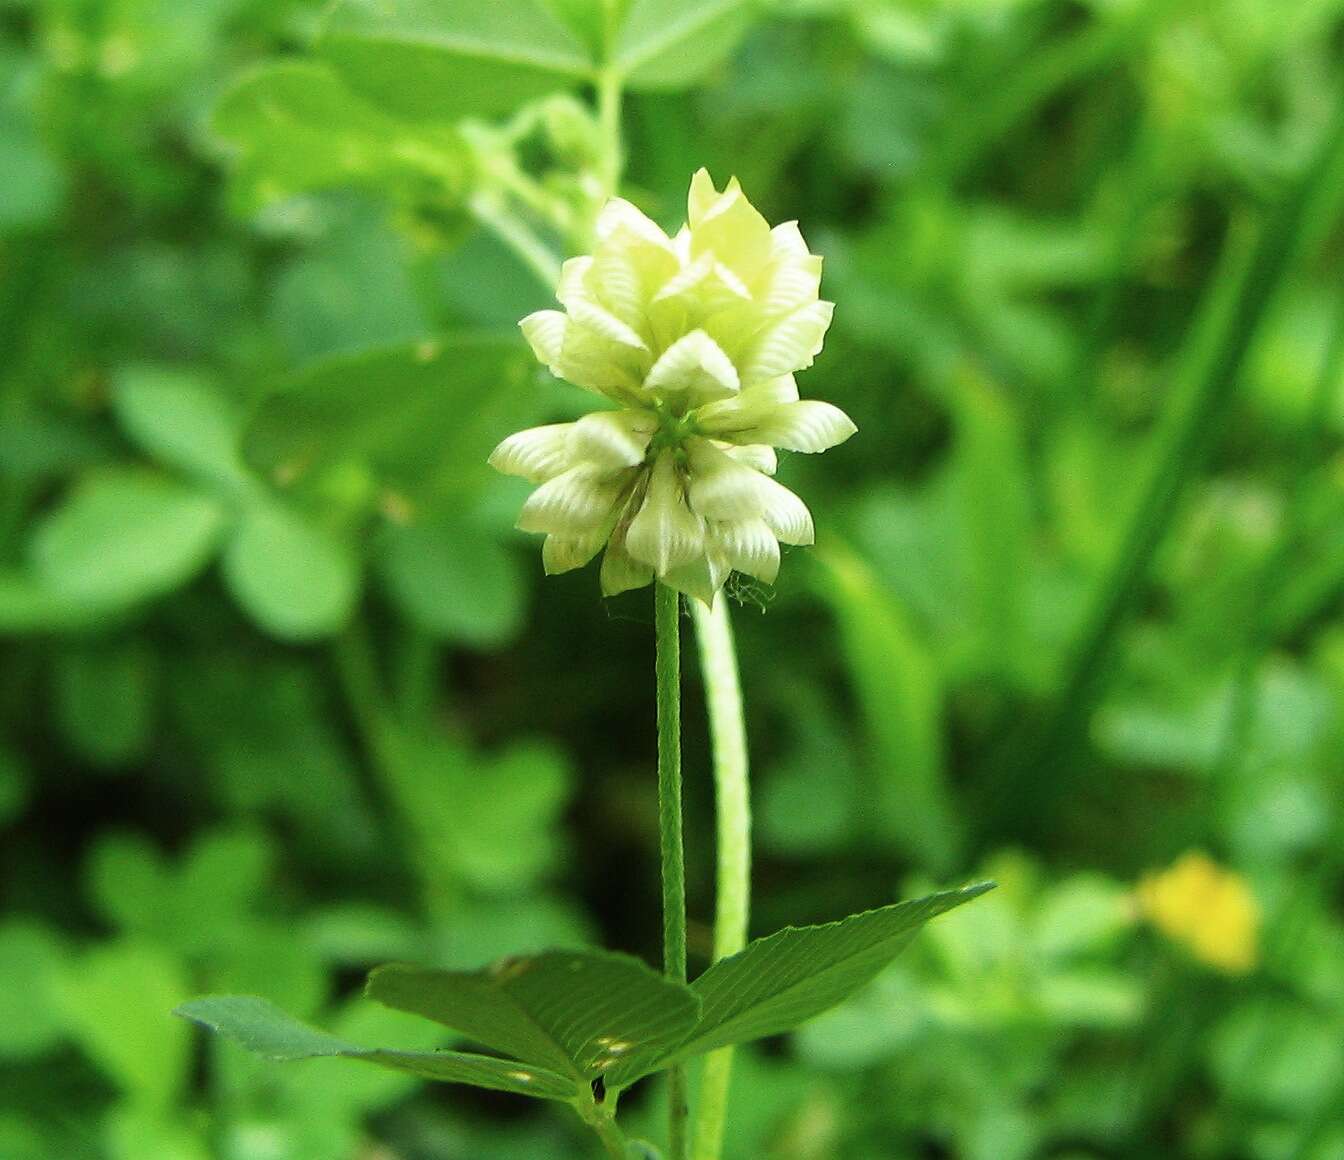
(1136, 851), (1260, 975)
(490, 168), (856, 603)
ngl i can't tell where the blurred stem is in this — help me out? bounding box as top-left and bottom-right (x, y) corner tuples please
(468, 191), (562, 289)
(997, 95), (1344, 835)
(597, 67), (624, 199)
(655, 582), (689, 1160)
(1208, 289), (1344, 786)
(393, 624), (438, 728)
(689, 598), (751, 1160)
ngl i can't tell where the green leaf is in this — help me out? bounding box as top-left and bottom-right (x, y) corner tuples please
(211, 60), (467, 212)
(242, 337), (533, 496)
(54, 942), (193, 1111)
(111, 366), (248, 491)
(0, 920), (67, 1059)
(53, 638), (155, 767)
(0, 570), (103, 633)
(610, 884), (992, 1085)
(376, 517), (527, 648)
(0, 747), (25, 826)
(221, 495), (360, 641)
(30, 474), (226, 609)
(948, 373), (1033, 686)
(368, 948), (700, 1088)
(176, 995), (575, 1100)
(813, 541), (962, 871)
(321, 0), (594, 121)
(612, 0), (756, 88)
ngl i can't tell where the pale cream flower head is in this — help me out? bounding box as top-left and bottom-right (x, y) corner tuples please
(490, 169), (857, 604)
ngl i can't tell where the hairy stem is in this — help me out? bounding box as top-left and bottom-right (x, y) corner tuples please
(689, 598), (751, 1160)
(579, 1103), (633, 1159)
(654, 583), (689, 1160)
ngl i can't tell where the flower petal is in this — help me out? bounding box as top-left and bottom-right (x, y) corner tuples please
(720, 443), (777, 475)
(662, 553), (727, 606)
(740, 300), (834, 384)
(542, 531), (606, 575)
(517, 464), (625, 537)
(600, 534), (655, 597)
(756, 254), (823, 317)
(570, 410), (656, 469)
(690, 177), (772, 282)
(644, 330), (739, 400)
(726, 400), (858, 453)
(684, 439), (769, 522)
(711, 518), (780, 584)
(519, 310), (568, 366)
(756, 477), (814, 545)
(625, 452), (705, 575)
(489, 423), (574, 483)
(596, 198), (674, 251)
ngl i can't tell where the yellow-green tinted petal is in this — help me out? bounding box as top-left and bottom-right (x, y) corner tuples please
(517, 465), (625, 538)
(625, 452), (705, 575)
(570, 410), (656, 469)
(740, 301), (834, 384)
(712, 518), (780, 584)
(489, 423), (574, 483)
(717, 400), (857, 453)
(644, 330), (739, 400)
(600, 523), (655, 597)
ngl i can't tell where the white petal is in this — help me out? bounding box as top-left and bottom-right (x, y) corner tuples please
(720, 443), (777, 475)
(625, 452), (705, 575)
(757, 254), (823, 317)
(596, 198), (674, 251)
(600, 524), (655, 597)
(740, 301), (834, 384)
(555, 322), (646, 398)
(711, 518), (780, 584)
(644, 330), (739, 399)
(542, 532), (606, 575)
(569, 410), (656, 469)
(662, 554), (727, 606)
(489, 423), (574, 483)
(559, 256), (649, 350)
(653, 251), (715, 303)
(769, 220), (810, 261)
(517, 465), (624, 537)
(519, 310), (567, 367)
(685, 439), (768, 522)
(732, 400), (858, 453)
(756, 477), (814, 545)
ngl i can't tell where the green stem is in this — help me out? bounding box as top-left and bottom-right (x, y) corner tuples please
(468, 191), (562, 289)
(597, 66), (623, 198)
(654, 582), (689, 1160)
(579, 1104), (633, 1159)
(689, 598), (751, 1160)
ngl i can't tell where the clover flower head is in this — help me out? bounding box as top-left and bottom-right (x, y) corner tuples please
(490, 169), (856, 604)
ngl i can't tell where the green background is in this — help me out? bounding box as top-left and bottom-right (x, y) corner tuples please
(2, 0), (1343, 1156)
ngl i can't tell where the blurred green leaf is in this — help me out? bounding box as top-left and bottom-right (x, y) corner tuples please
(222, 494), (361, 641)
(0, 920), (66, 1059)
(369, 949), (700, 1088)
(321, 0), (594, 120)
(54, 942), (192, 1111)
(813, 540), (962, 871)
(0, 747), (26, 825)
(30, 473), (226, 609)
(613, 0), (756, 88)
(614, 885), (990, 1084)
(948, 374), (1033, 684)
(111, 366), (248, 490)
(211, 60), (467, 212)
(242, 336), (532, 495)
(177, 995), (575, 1098)
(376, 516), (527, 648)
(53, 638), (156, 767)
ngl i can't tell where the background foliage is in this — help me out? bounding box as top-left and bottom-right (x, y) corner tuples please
(2, 0), (1343, 1157)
